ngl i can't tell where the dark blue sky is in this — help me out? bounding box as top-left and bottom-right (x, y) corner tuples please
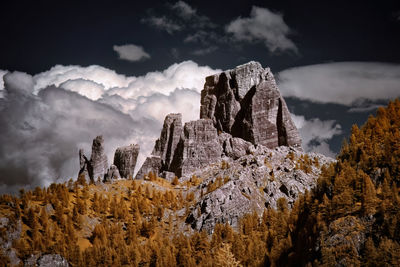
(1, 0), (399, 76)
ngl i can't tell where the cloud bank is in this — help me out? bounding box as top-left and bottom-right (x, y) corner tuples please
(226, 6), (297, 53)
(292, 114), (342, 157)
(113, 44), (150, 62)
(0, 61), (219, 194)
(277, 62), (400, 105)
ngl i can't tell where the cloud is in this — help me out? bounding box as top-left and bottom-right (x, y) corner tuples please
(33, 64), (134, 93)
(58, 79), (104, 101)
(347, 103), (383, 113)
(0, 61), (220, 194)
(171, 1), (196, 20)
(0, 70), (7, 91)
(141, 16), (182, 34)
(191, 46), (218, 56)
(170, 1), (215, 29)
(113, 44), (150, 62)
(277, 62), (400, 105)
(226, 6), (297, 53)
(292, 114), (342, 157)
(0, 73), (137, 194)
(3, 71), (35, 96)
(106, 60), (220, 98)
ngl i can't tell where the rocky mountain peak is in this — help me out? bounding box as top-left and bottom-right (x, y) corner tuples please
(200, 61), (302, 149)
(136, 61), (304, 180)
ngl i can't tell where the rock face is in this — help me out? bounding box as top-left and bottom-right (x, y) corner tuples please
(104, 164), (121, 182)
(78, 149), (91, 183)
(25, 254), (69, 267)
(176, 119), (222, 177)
(78, 135), (108, 183)
(0, 217), (21, 265)
(200, 61), (302, 149)
(152, 113), (183, 171)
(113, 144), (140, 178)
(136, 116), (222, 179)
(135, 114), (183, 179)
(89, 136), (108, 181)
(184, 146), (334, 233)
(135, 156), (162, 180)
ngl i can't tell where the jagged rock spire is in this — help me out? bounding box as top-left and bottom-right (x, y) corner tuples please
(89, 135), (108, 181)
(113, 144), (140, 178)
(135, 113), (183, 179)
(200, 61), (302, 149)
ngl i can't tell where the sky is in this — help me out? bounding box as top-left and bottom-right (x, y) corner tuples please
(0, 0), (400, 194)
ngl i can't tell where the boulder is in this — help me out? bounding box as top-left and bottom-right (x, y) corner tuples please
(113, 144), (140, 178)
(219, 132), (253, 160)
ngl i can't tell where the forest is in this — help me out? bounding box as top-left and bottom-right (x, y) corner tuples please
(1, 99), (400, 266)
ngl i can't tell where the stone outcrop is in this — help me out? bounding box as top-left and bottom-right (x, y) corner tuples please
(104, 164), (121, 182)
(185, 146), (334, 233)
(218, 132), (253, 160)
(136, 116), (222, 179)
(25, 254), (69, 267)
(78, 149), (91, 183)
(89, 135), (108, 181)
(135, 156), (162, 180)
(135, 113), (183, 179)
(113, 144), (140, 178)
(78, 135), (109, 183)
(200, 61), (302, 150)
(176, 119), (222, 177)
(0, 217), (21, 265)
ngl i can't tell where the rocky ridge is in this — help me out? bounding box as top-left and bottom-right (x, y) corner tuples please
(76, 61), (333, 233)
(136, 61), (304, 180)
(184, 145), (333, 233)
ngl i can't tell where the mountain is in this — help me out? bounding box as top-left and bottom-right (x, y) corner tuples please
(1, 62), (398, 266)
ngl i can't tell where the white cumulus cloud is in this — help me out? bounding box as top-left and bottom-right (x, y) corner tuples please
(33, 64), (134, 93)
(226, 6), (297, 53)
(277, 62), (400, 105)
(113, 44), (150, 62)
(107, 60), (220, 98)
(292, 114), (342, 157)
(0, 61), (220, 194)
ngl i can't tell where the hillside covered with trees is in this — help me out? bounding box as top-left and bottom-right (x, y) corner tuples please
(1, 99), (400, 266)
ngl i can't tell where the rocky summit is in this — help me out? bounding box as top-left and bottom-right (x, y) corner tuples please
(136, 61), (304, 180)
(200, 61), (301, 149)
